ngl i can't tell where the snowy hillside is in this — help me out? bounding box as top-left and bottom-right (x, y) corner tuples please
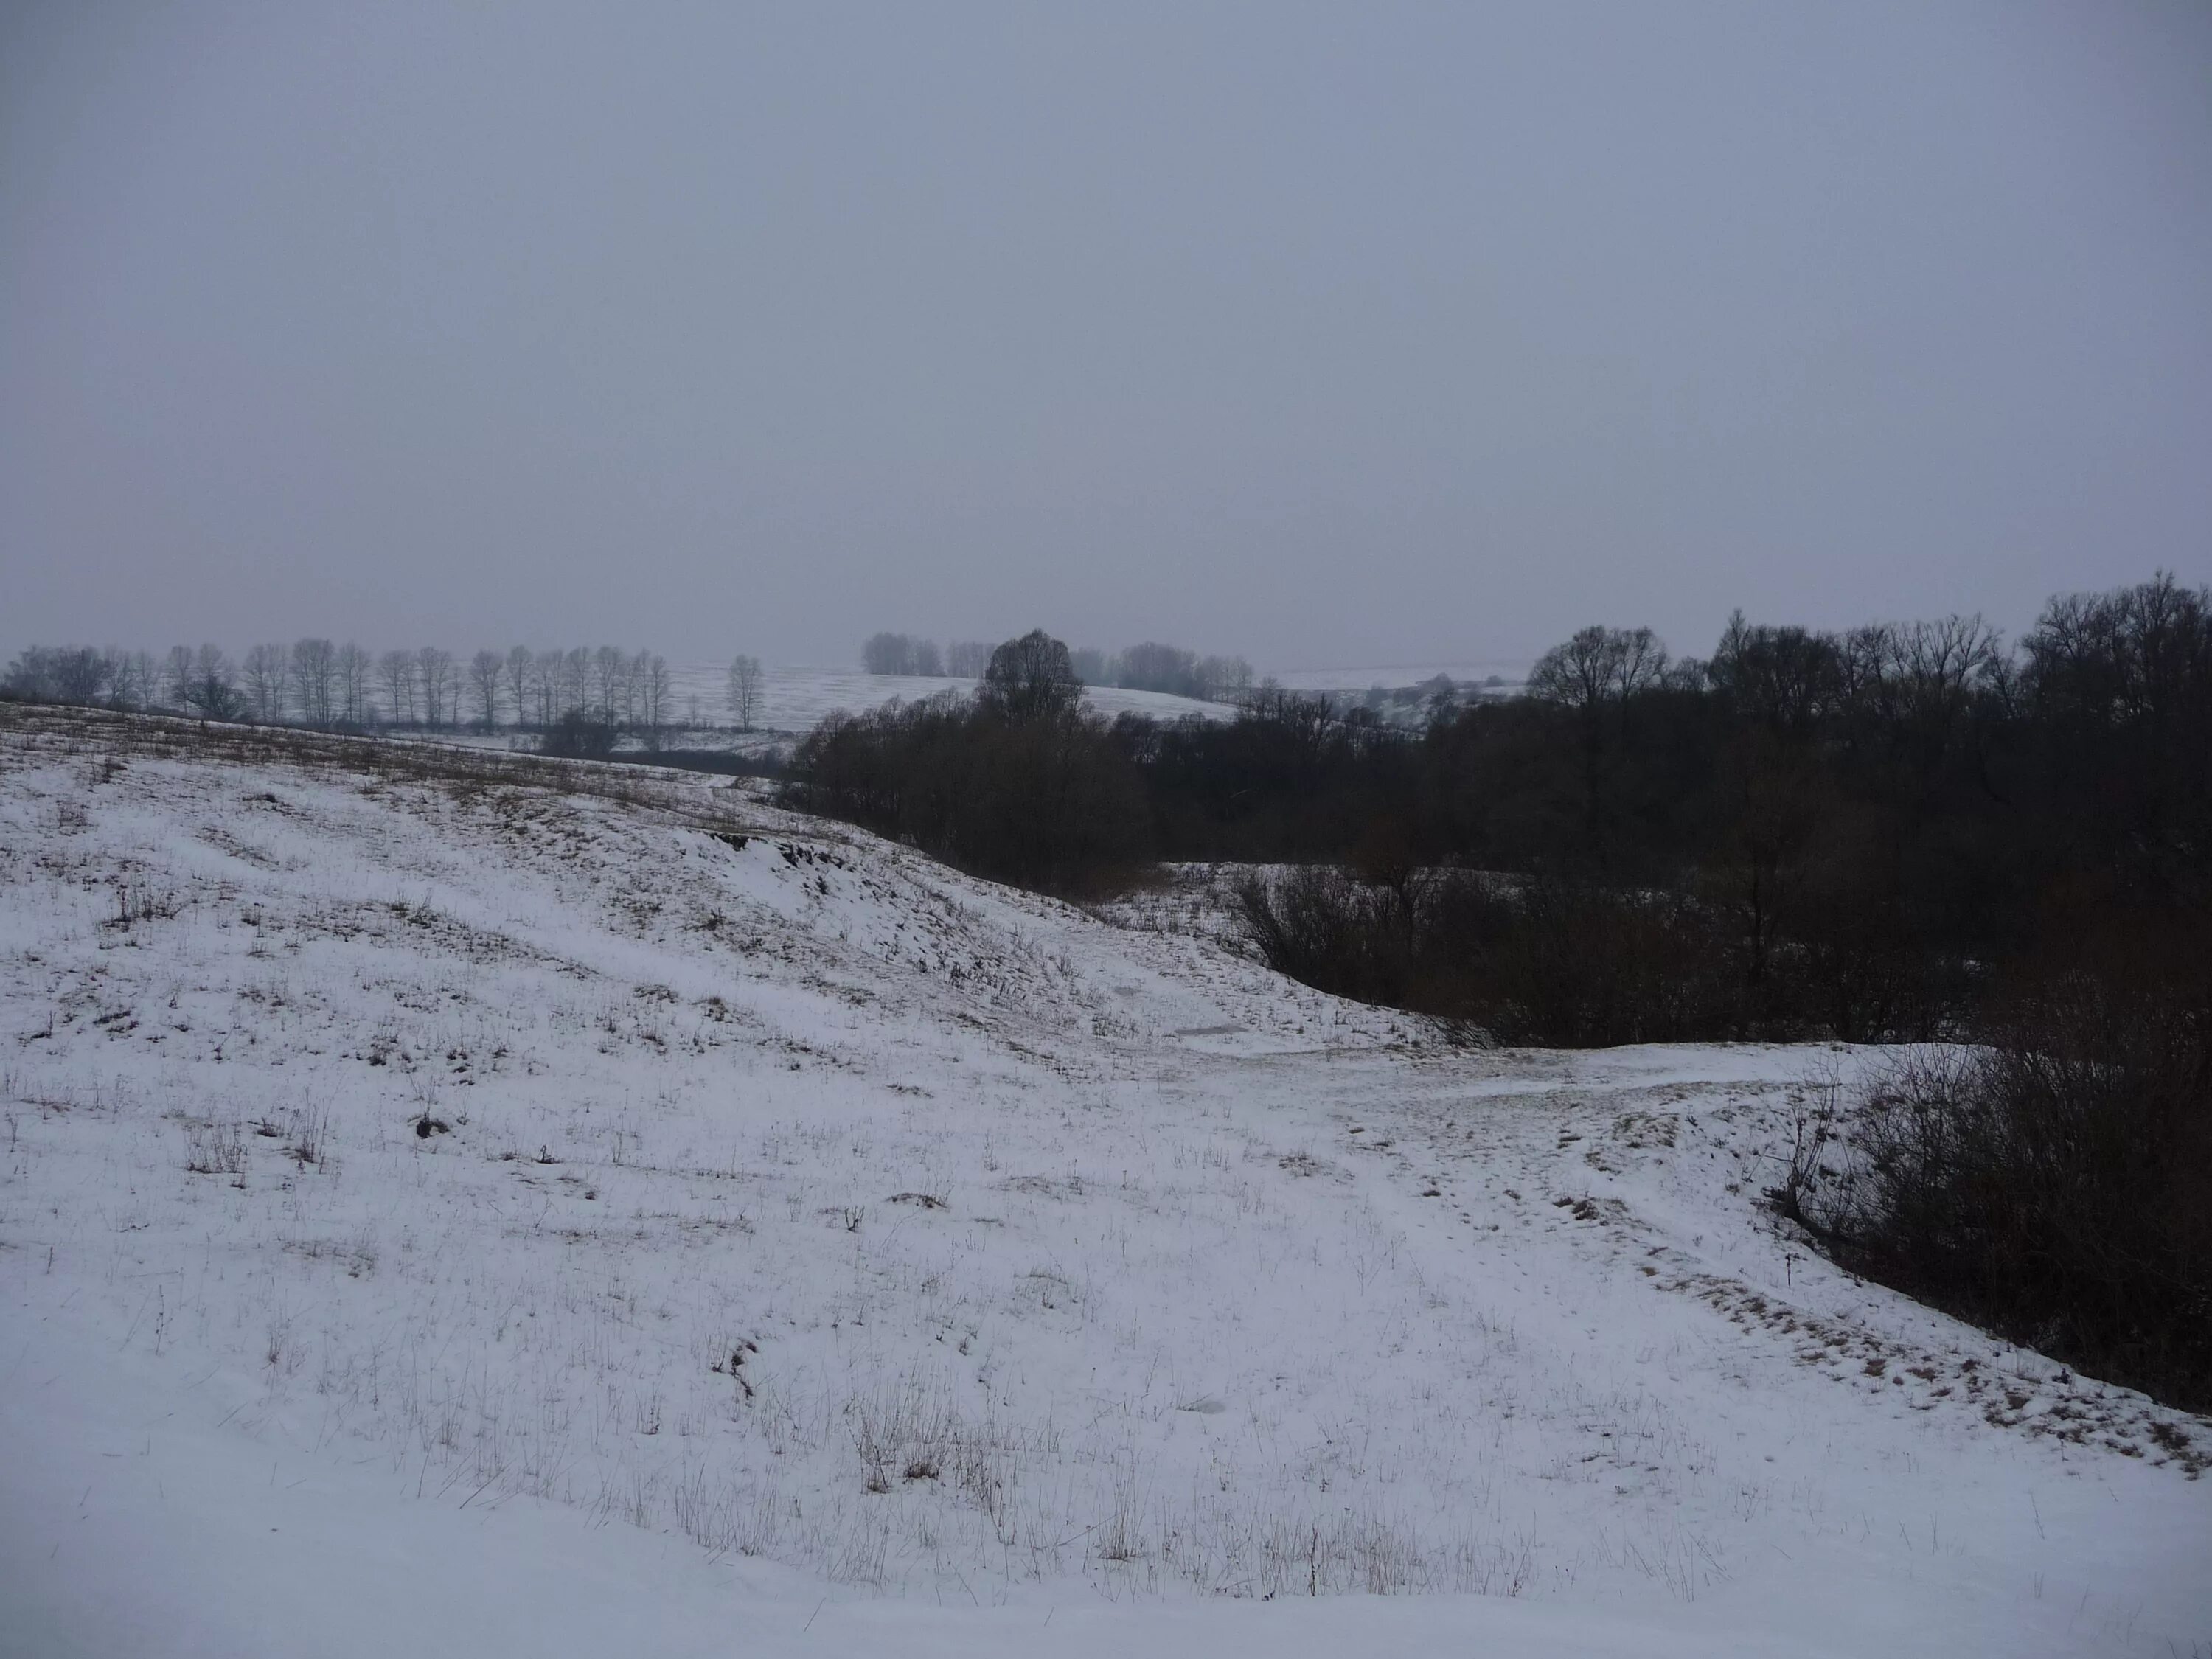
(1, 706), (2205, 1659)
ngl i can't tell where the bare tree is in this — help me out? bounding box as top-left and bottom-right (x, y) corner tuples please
(1528, 625), (1667, 714)
(336, 642), (371, 726)
(863, 632), (915, 675)
(2, 647), (104, 703)
(911, 639), (943, 677)
(1893, 615), (2001, 726)
(638, 653), (671, 746)
(243, 644), (289, 723)
(563, 647), (591, 720)
(292, 638), (338, 726)
(1118, 641), (1200, 695)
(55, 647), (108, 703)
(164, 646), (195, 709)
(726, 653), (763, 731)
(507, 646), (535, 730)
(185, 644), (240, 719)
(469, 649), (504, 731)
(112, 650), (157, 711)
(417, 647), (456, 728)
(1, 647), (46, 700)
(591, 646), (623, 721)
(1528, 624), (1669, 841)
(947, 640), (993, 678)
(378, 650), (417, 724)
(1528, 626), (1613, 712)
(1837, 622), (1897, 724)
(1197, 654), (1255, 702)
(535, 649), (564, 726)
(981, 629), (1082, 723)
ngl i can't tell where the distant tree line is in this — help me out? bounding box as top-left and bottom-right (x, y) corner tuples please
(808, 577), (2211, 1039)
(862, 631), (1253, 702)
(3, 640), (685, 742)
(861, 633), (953, 677)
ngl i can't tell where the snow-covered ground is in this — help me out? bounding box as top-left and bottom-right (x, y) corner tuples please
(1, 708), (2205, 1658)
(659, 664), (1241, 741)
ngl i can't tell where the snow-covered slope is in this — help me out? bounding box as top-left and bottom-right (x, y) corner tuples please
(1, 709), (2205, 1658)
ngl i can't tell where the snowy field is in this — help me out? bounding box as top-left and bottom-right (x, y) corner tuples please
(658, 664), (1242, 740)
(1265, 661), (1531, 694)
(0, 707), (2205, 1659)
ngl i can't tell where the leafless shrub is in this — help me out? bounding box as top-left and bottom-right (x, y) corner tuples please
(1784, 946), (2212, 1412)
(184, 1119), (247, 1175)
(287, 1098), (331, 1166)
(105, 881), (183, 929)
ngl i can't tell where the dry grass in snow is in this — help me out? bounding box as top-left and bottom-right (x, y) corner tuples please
(0, 706), (2206, 1657)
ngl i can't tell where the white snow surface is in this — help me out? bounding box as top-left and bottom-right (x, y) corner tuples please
(1, 711), (2206, 1658)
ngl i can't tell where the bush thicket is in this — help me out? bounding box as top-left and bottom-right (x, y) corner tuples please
(788, 689), (1146, 895)
(1779, 928), (2212, 1412)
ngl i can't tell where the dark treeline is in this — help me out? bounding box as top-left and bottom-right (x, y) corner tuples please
(4, 641), (683, 743)
(817, 577), (2210, 1043)
(800, 631), (1147, 892)
(1135, 580), (2211, 1049)
(1775, 937), (2212, 1413)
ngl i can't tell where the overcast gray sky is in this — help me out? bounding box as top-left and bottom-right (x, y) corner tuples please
(4, 1), (2208, 672)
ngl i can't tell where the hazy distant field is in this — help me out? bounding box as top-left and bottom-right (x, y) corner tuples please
(1266, 661), (1531, 693)
(642, 661), (1526, 746)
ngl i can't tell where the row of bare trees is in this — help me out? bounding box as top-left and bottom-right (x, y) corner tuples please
(1081, 641), (1256, 702)
(4, 641), (690, 736)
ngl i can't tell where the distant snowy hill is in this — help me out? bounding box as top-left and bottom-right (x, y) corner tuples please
(1267, 661), (1531, 695)
(1, 706), (2205, 1659)
(658, 663), (1242, 741)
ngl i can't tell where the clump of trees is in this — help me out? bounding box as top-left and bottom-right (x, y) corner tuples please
(945, 639), (994, 678)
(4, 644), (223, 716)
(1777, 925), (2212, 1413)
(1094, 641), (1255, 703)
(538, 708), (620, 759)
(861, 633), (947, 677)
(726, 655), (764, 731)
(862, 632), (1253, 703)
(1232, 865), (1812, 1046)
(866, 632), (1019, 680)
(792, 629), (1145, 893)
